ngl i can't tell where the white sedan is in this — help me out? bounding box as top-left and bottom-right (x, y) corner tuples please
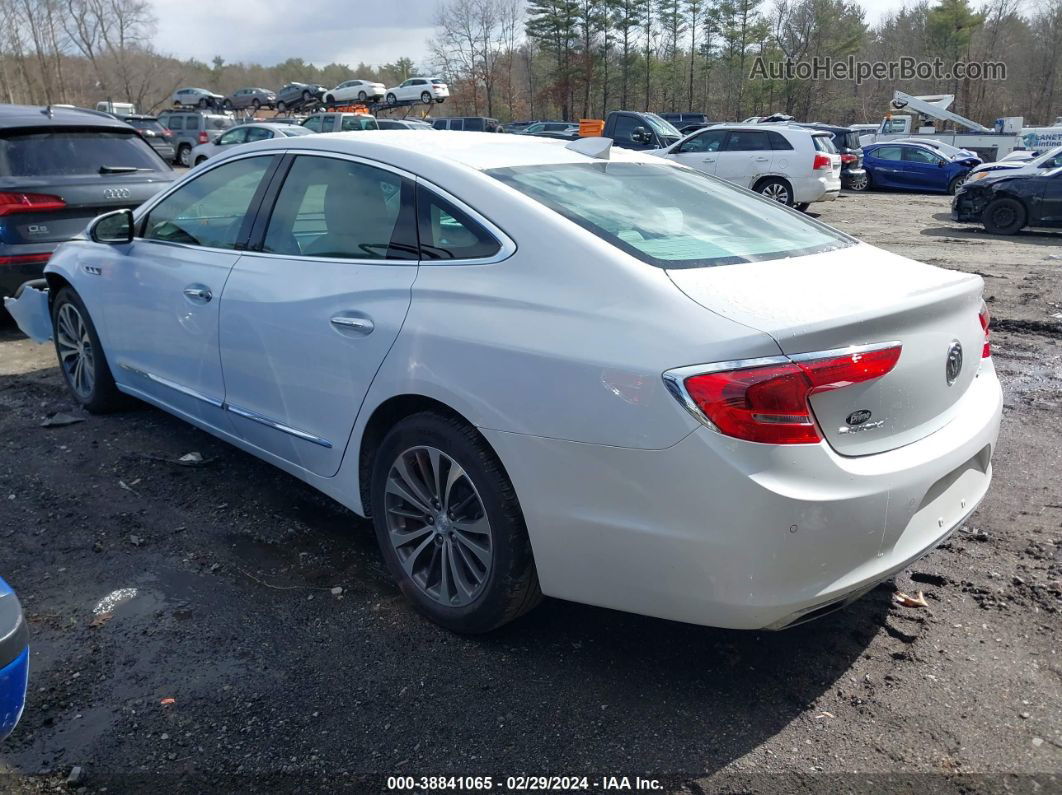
(385, 77), (449, 105)
(189, 123), (313, 165)
(5, 132), (1001, 633)
(324, 79), (386, 105)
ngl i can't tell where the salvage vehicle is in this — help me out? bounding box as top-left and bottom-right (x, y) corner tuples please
(324, 79), (386, 105)
(0, 105), (174, 301)
(966, 145), (1062, 183)
(276, 83), (328, 113)
(114, 115), (177, 163)
(857, 142), (979, 195)
(223, 88), (277, 111)
(190, 123), (313, 165)
(952, 166), (1062, 234)
(385, 78), (449, 105)
(0, 577), (28, 742)
(892, 138), (978, 161)
(655, 123), (841, 208)
(5, 132), (1001, 634)
(798, 122), (867, 190)
(156, 111), (236, 167)
(170, 87), (224, 109)
(301, 113), (379, 133)
(376, 119), (435, 131)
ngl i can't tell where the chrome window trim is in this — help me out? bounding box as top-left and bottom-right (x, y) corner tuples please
(226, 403), (333, 448)
(118, 363), (224, 408)
(414, 177), (517, 266)
(662, 341), (902, 433)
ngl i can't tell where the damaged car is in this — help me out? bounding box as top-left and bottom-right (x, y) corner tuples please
(5, 132), (1001, 634)
(952, 166), (1062, 234)
(0, 577), (28, 742)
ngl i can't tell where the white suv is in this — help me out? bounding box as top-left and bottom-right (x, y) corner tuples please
(656, 124), (841, 209)
(385, 77), (450, 105)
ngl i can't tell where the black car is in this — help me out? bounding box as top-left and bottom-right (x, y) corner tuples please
(952, 168), (1062, 234)
(116, 115), (176, 163)
(275, 82), (327, 112)
(0, 105), (174, 300)
(799, 123), (866, 190)
(659, 112), (711, 129)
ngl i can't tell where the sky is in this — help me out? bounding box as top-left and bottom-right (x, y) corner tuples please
(153, 0), (914, 71)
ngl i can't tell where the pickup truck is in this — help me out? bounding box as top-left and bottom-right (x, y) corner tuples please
(301, 112), (379, 133)
(598, 111), (684, 151)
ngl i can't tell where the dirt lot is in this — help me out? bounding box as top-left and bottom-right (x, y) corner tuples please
(0, 192), (1059, 793)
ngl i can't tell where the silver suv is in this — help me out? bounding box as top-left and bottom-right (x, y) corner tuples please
(156, 111), (235, 167)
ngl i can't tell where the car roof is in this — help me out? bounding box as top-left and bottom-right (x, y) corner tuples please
(0, 104), (133, 131)
(231, 130), (671, 172)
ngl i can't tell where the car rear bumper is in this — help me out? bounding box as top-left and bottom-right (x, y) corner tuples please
(482, 359), (1002, 630)
(841, 167), (867, 187)
(0, 248), (54, 301)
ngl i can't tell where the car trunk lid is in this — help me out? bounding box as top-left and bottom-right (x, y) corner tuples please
(667, 244), (987, 456)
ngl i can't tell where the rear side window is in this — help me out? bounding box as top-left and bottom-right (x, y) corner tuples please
(767, 131), (793, 150)
(143, 155), (274, 249)
(0, 129), (167, 176)
(873, 146), (902, 161)
(164, 116), (183, 131)
(813, 135), (837, 153)
(843, 131), (861, 150)
(263, 156), (418, 260)
(416, 185), (500, 261)
(489, 162), (851, 269)
(724, 131), (771, 151)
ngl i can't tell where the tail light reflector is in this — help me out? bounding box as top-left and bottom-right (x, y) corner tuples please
(676, 345), (902, 445)
(813, 153), (832, 170)
(198, 131), (209, 144)
(0, 192), (66, 217)
(979, 301), (991, 358)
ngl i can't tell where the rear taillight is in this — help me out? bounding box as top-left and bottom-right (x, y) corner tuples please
(840, 153), (857, 164)
(0, 192), (66, 217)
(0, 252), (52, 266)
(813, 153), (832, 170)
(674, 345), (902, 445)
(979, 301), (991, 358)
(198, 131), (209, 144)
(163, 129), (174, 138)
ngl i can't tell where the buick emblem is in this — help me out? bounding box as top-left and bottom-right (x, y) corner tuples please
(945, 340), (963, 386)
(846, 409), (873, 426)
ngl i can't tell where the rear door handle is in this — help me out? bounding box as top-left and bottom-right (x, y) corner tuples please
(331, 315), (374, 335)
(702, 157), (716, 163)
(753, 156), (770, 162)
(183, 286), (212, 303)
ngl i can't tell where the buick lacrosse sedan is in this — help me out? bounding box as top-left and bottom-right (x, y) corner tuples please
(4, 132), (1001, 633)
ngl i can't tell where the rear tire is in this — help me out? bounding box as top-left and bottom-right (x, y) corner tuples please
(847, 172), (869, 191)
(177, 144), (191, 167)
(370, 411), (541, 633)
(276, 101), (286, 112)
(982, 197), (1026, 235)
(51, 288), (128, 414)
(251, 98), (261, 110)
(386, 93), (397, 105)
(755, 177), (794, 206)
(194, 156), (207, 165)
(795, 202), (810, 212)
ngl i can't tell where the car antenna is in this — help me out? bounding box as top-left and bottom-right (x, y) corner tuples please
(41, 104), (53, 118)
(565, 136), (612, 160)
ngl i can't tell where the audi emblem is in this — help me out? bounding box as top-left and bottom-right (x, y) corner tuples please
(103, 188), (131, 200)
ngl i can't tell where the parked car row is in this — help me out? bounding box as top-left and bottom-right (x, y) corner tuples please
(170, 77), (450, 114)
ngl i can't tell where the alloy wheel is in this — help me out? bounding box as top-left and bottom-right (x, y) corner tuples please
(848, 174), (868, 191)
(384, 446), (493, 608)
(762, 183), (790, 203)
(56, 303), (95, 400)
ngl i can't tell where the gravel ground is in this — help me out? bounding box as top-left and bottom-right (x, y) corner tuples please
(0, 191), (1059, 793)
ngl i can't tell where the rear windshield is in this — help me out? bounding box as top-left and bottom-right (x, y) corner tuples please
(813, 135), (837, 153)
(0, 129), (168, 176)
(431, 79), (446, 85)
(488, 162), (852, 269)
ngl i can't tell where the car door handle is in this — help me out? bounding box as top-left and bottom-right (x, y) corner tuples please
(702, 157), (716, 163)
(330, 315), (374, 335)
(183, 286), (212, 303)
(753, 156), (770, 162)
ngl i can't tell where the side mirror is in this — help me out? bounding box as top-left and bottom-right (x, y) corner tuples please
(937, 160), (946, 167)
(90, 209), (134, 244)
(213, 134), (223, 144)
(632, 126), (652, 145)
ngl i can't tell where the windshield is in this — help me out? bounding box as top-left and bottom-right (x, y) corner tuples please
(0, 129), (168, 176)
(643, 113), (681, 140)
(1033, 145), (1062, 167)
(489, 162), (852, 269)
(126, 119), (167, 134)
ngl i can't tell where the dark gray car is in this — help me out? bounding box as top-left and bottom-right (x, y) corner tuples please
(276, 83), (327, 112)
(0, 105), (174, 300)
(155, 110), (235, 167)
(223, 88), (277, 111)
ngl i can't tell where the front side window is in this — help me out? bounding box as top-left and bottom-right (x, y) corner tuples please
(873, 146), (902, 161)
(302, 116), (322, 132)
(142, 156), (274, 249)
(489, 162), (851, 269)
(416, 185), (500, 260)
(217, 128), (247, 146)
(262, 156), (418, 260)
(163, 115), (181, 131)
(677, 129), (725, 154)
(341, 115), (377, 131)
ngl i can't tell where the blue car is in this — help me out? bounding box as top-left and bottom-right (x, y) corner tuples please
(856, 142), (982, 195)
(0, 577), (28, 741)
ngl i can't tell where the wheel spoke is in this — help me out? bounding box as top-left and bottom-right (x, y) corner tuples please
(438, 542), (453, 602)
(447, 541), (475, 600)
(395, 456), (434, 509)
(386, 468), (432, 515)
(453, 515), (490, 536)
(399, 532), (436, 576)
(442, 460), (466, 512)
(390, 522), (433, 549)
(453, 530), (490, 567)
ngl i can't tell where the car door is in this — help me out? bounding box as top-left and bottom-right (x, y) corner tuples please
(216, 153), (420, 477)
(1032, 170), (1062, 225)
(868, 146), (903, 187)
(215, 127), (248, 150)
(900, 145), (946, 190)
(103, 154), (280, 428)
(716, 130), (772, 188)
(665, 128), (726, 175)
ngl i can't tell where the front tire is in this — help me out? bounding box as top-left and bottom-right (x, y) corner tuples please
(421, 91), (432, 104)
(847, 172), (869, 191)
(198, 98), (208, 109)
(276, 101), (287, 112)
(755, 177), (794, 206)
(386, 93), (397, 105)
(371, 412), (541, 633)
(251, 98), (261, 110)
(177, 144), (191, 167)
(982, 197), (1026, 235)
(194, 156), (207, 165)
(51, 288), (127, 414)
(357, 90), (367, 102)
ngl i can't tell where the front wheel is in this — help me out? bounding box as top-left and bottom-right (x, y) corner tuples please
(51, 288), (127, 414)
(276, 101), (286, 112)
(222, 99), (232, 110)
(386, 93), (397, 105)
(251, 98), (261, 110)
(756, 177), (794, 206)
(371, 412), (541, 633)
(357, 90), (367, 102)
(177, 144), (191, 167)
(198, 98), (208, 109)
(947, 174), (967, 195)
(982, 197), (1026, 235)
